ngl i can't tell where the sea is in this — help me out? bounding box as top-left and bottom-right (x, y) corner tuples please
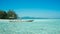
(0, 19), (60, 34)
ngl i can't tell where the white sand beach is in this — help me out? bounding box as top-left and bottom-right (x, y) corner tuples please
(0, 19), (33, 22)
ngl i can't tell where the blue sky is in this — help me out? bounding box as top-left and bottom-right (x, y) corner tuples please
(0, 0), (60, 18)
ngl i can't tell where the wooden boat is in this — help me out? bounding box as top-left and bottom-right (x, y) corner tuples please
(9, 20), (33, 22)
(0, 19), (33, 22)
(22, 20), (33, 22)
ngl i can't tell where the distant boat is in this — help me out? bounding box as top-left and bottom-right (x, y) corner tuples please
(22, 20), (33, 22)
(9, 20), (33, 22)
(27, 20), (33, 22)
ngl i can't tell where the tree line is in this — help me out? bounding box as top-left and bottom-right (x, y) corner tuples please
(0, 10), (17, 19)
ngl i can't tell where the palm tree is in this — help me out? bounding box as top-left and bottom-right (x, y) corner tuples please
(0, 10), (7, 19)
(7, 10), (17, 19)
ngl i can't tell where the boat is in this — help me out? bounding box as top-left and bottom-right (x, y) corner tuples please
(0, 19), (33, 22)
(22, 20), (33, 22)
(9, 20), (33, 22)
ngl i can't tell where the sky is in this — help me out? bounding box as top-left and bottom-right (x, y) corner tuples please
(0, 0), (60, 18)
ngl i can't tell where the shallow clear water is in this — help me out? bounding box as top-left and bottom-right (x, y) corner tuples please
(0, 19), (60, 34)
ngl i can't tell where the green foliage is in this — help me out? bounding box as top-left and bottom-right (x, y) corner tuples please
(0, 10), (7, 19)
(0, 10), (18, 19)
(7, 10), (17, 19)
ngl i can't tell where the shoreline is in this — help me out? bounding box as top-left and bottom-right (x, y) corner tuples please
(0, 19), (33, 22)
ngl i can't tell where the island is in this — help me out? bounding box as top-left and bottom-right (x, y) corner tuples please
(0, 10), (33, 22)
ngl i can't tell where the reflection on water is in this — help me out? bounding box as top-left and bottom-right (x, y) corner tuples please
(0, 19), (60, 34)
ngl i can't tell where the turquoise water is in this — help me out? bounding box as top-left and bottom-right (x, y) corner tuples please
(0, 19), (60, 34)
